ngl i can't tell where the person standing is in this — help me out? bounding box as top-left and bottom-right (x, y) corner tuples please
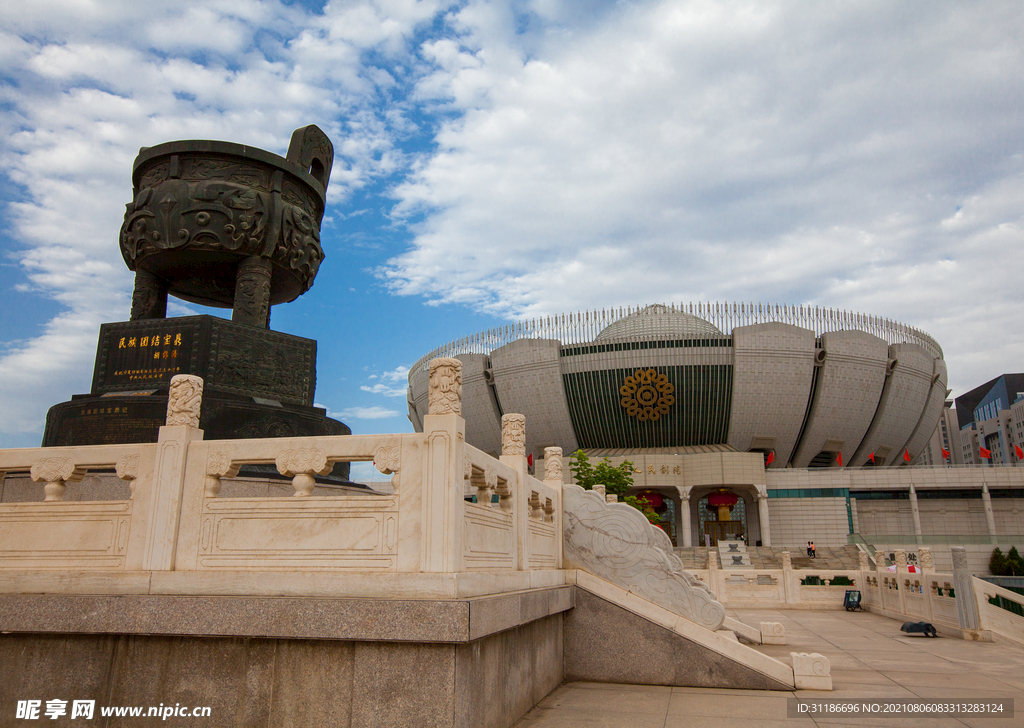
(807, 541), (812, 557)
(810, 541), (816, 559)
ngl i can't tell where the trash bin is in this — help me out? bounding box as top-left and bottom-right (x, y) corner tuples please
(844, 589), (862, 611)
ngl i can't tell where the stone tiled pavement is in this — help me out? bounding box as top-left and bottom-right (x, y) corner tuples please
(513, 608), (1024, 727)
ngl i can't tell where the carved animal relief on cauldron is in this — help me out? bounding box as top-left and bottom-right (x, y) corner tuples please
(119, 125), (334, 328)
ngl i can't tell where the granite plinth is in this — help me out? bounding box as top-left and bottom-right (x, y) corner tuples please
(42, 313), (352, 480)
(42, 392), (351, 479)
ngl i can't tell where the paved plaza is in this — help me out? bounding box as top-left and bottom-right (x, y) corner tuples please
(514, 608), (1024, 727)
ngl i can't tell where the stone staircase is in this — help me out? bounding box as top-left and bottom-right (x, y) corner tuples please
(718, 540), (752, 568)
(674, 547), (711, 569)
(672, 544), (863, 571)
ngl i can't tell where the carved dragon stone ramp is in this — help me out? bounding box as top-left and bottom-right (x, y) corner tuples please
(562, 483), (805, 690)
(563, 484), (725, 630)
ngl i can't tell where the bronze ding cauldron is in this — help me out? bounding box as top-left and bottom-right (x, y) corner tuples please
(120, 125), (333, 328)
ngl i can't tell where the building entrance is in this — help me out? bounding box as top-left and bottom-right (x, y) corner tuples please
(698, 491), (747, 547)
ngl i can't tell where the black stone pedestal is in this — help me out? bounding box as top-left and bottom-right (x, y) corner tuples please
(43, 315), (353, 482)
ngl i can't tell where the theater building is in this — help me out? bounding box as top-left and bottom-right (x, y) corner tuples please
(408, 304), (1023, 567)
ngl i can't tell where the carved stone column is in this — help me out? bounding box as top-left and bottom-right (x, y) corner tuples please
(144, 373), (205, 571)
(677, 487), (692, 547)
(166, 375), (204, 427)
(232, 255), (272, 328)
(757, 491), (772, 547)
(501, 414), (526, 457)
(982, 483), (997, 544)
(501, 413), (527, 569)
(952, 546), (980, 630)
(428, 357), (462, 416)
(858, 549), (870, 572)
(422, 357), (465, 573)
(130, 269), (168, 320)
(543, 447), (563, 483)
(543, 446), (564, 567)
(894, 548), (907, 572)
(918, 546), (934, 573)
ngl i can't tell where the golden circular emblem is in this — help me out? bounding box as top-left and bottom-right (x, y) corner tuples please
(619, 368), (675, 421)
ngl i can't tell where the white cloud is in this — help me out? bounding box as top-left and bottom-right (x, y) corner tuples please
(380, 0), (1024, 397)
(380, 365), (410, 382)
(0, 0), (443, 439)
(360, 383), (407, 396)
(359, 365), (411, 396)
(332, 406), (402, 419)
(3, 0), (1024, 448)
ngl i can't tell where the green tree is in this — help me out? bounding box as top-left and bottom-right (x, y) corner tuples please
(990, 547), (1007, 576)
(569, 449), (634, 498)
(624, 494), (662, 525)
(1008, 546), (1024, 576)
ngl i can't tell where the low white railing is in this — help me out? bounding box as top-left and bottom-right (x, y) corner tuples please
(0, 442), (155, 571)
(689, 554), (863, 609)
(975, 578), (1024, 648)
(0, 361), (562, 579)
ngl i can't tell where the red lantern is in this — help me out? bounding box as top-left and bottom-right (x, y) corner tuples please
(707, 492), (738, 508)
(637, 491), (664, 507)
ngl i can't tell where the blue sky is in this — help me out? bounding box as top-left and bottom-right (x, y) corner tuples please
(2, 0), (1024, 468)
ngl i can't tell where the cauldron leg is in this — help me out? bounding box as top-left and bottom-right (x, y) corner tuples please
(129, 269), (168, 320)
(232, 255), (272, 328)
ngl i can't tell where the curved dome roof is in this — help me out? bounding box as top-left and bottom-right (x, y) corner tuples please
(595, 304), (723, 342)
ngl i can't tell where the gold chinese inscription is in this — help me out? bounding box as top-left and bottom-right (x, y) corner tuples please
(619, 368), (675, 421)
(119, 332), (181, 349)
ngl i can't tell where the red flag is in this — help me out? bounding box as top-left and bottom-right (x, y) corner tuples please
(836, 451), (843, 466)
(527, 453), (534, 468)
(1016, 445), (1023, 460)
(766, 451), (775, 465)
(941, 447), (950, 460)
(903, 448), (911, 463)
(979, 447), (992, 459)
(868, 452), (875, 463)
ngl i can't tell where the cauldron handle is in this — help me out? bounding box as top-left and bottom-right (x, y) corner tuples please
(286, 125), (334, 190)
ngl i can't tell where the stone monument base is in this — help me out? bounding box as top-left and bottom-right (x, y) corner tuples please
(43, 392), (352, 481)
(42, 314), (353, 482)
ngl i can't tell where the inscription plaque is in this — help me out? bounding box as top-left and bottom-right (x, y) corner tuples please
(92, 315), (315, 406)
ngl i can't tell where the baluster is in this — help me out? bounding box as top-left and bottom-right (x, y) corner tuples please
(529, 491), (543, 520)
(30, 457), (85, 502)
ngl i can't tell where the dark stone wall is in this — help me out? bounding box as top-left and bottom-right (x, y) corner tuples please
(563, 588), (790, 691)
(0, 615), (564, 728)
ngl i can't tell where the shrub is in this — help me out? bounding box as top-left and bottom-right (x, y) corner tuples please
(568, 450), (634, 498)
(624, 495), (662, 525)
